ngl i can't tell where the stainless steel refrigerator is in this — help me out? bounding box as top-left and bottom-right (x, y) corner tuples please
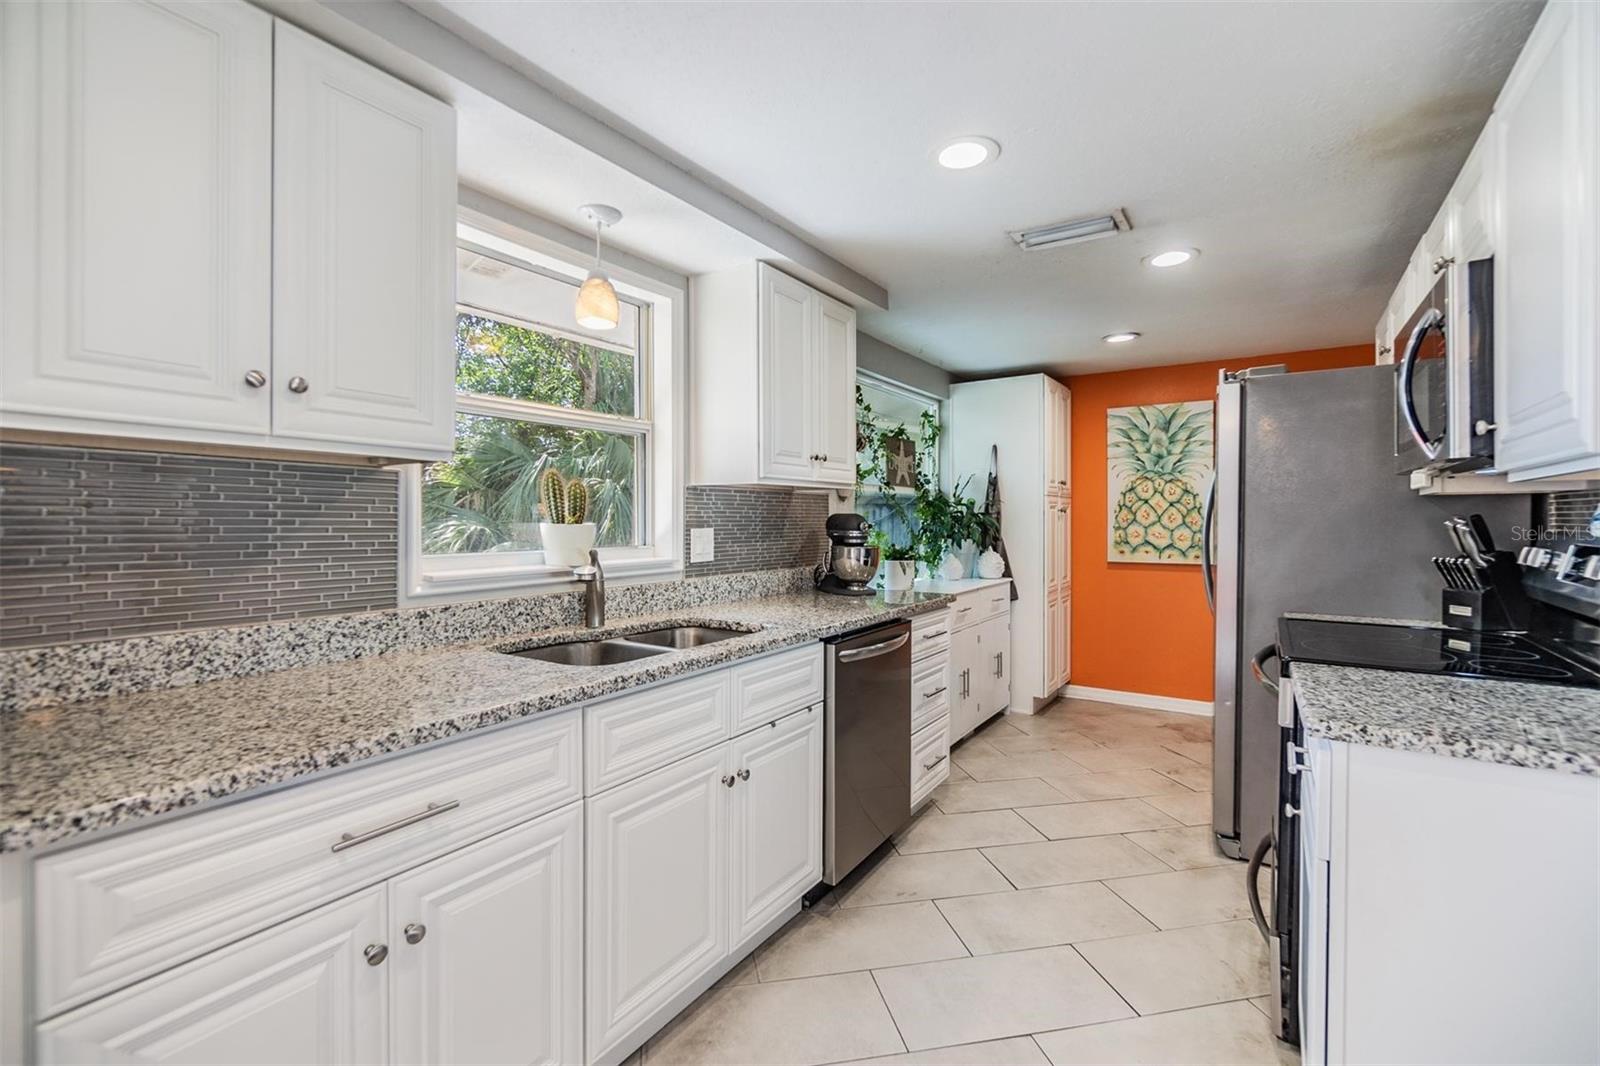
(1205, 364), (1531, 858)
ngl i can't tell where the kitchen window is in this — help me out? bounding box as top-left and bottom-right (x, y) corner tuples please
(399, 219), (683, 603)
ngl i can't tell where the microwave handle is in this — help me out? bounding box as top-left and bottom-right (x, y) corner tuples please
(1398, 307), (1445, 460)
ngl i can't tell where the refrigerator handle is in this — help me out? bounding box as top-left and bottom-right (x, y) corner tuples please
(1200, 474), (1217, 615)
(1250, 644), (1281, 696)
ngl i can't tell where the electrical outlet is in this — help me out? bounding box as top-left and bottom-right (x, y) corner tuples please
(689, 527), (714, 563)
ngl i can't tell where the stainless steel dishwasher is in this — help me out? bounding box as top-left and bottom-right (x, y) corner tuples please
(822, 619), (912, 885)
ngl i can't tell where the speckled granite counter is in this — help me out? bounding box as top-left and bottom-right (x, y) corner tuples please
(0, 589), (949, 853)
(1291, 661), (1600, 776)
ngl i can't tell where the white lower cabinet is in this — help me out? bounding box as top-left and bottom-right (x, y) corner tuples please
(944, 585), (1012, 741)
(389, 804), (583, 1066)
(585, 744), (730, 1063)
(38, 886), (389, 1065)
(586, 704), (823, 1065)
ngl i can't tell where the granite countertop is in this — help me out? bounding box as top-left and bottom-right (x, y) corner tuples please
(0, 589), (950, 854)
(1291, 661), (1600, 776)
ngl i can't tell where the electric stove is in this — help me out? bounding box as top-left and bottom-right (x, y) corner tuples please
(1277, 617), (1600, 687)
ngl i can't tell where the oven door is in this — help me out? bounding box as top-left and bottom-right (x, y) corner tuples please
(1394, 273), (1451, 473)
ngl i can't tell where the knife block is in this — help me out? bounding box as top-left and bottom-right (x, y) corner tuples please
(1440, 552), (1529, 632)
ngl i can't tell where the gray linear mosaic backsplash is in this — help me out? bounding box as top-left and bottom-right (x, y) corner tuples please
(683, 485), (830, 578)
(0, 444), (398, 648)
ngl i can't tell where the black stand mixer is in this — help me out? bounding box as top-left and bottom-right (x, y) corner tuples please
(813, 513), (881, 596)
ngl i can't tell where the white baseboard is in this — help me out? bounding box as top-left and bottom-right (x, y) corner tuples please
(1062, 684), (1214, 718)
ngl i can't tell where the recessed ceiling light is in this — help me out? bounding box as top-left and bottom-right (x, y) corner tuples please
(1145, 248), (1197, 268)
(937, 136), (1000, 170)
(1103, 332), (1141, 344)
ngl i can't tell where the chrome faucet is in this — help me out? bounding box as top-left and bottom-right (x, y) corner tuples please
(573, 549), (605, 628)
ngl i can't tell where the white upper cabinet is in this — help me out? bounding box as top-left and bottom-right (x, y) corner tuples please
(37, 887), (388, 1066)
(271, 21), (456, 458)
(692, 262), (857, 487)
(1493, 0), (1600, 481)
(0, 0), (456, 462)
(0, 0), (273, 436)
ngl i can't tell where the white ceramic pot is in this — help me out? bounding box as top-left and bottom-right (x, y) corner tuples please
(539, 522), (597, 568)
(883, 559), (917, 591)
(977, 549), (1006, 579)
(938, 553), (966, 580)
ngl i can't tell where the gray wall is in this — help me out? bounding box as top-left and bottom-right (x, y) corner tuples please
(857, 332), (951, 399)
(0, 444), (398, 647)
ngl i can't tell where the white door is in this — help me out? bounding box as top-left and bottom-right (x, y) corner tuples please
(37, 887), (387, 1065)
(757, 264), (818, 483)
(814, 293), (858, 485)
(1494, 0), (1600, 478)
(975, 615), (1011, 715)
(271, 21), (456, 459)
(586, 745), (730, 1063)
(388, 803), (583, 1066)
(950, 627), (983, 740)
(728, 707), (824, 946)
(0, 0), (273, 437)
(1048, 592), (1070, 693)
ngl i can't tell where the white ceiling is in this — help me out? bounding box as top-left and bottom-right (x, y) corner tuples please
(418, 0), (1540, 376)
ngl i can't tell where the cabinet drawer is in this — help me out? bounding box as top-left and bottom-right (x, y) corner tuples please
(587, 671), (732, 793)
(911, 715), (952, 809)
(912, 609), (952, 661)
(912, 654), (951, 733)
(950, 593), (986, 632)
(730, 645), (824, 734)
(981, 586), (1011, 622)
(33, 708), (582, 1019)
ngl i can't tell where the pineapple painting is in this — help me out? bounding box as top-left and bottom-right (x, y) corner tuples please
(1107, 401), (1214, 563)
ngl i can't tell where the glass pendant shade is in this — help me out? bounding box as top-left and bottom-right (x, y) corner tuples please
(575, 269), (620, 330)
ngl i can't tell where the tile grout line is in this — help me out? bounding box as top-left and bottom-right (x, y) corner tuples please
(865, 967), (912, 1059)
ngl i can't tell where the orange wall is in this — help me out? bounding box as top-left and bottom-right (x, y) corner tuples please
(1063, 344), (1371, 702)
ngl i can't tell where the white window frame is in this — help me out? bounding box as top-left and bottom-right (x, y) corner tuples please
(398, 217), (685, 604)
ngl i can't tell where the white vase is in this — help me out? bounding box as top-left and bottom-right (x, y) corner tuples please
(539, 522), (597, 568)
(883, 559), (917, 591)
(938, 553), (965, 580)
(977, 548), (1006, 579)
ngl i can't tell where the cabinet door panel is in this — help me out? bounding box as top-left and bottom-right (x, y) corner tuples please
(757, 265), (817, 482)
(1494, 1), (1599, 476)
(586, 745), (729, 1062)
(1, 0), (272, 435)
(389, 804), (583, 1066)
(815, 294), (857, 485)
(729, 707), (823, 946)
(271, 21), (455, 458)
(37, 888), (386, 1065)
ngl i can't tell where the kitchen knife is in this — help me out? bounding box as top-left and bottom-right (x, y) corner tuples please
(1435, 556), (1460, 589)
(1450, 517), (1490, 569)
(1468, 513), (1496, 554)
(1445, 519), (1470, 557)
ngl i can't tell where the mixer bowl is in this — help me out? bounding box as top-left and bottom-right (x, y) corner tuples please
(830, 545), (881, 583)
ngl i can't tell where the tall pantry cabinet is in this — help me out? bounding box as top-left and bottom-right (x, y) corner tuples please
(948, 375), (1072, 711)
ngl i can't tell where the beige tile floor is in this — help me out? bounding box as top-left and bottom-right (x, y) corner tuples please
(635, 698), (1299, 1066)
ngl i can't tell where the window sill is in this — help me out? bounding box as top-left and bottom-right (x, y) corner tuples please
(403, 553), (683, 605)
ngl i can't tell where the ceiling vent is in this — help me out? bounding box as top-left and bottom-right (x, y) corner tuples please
(1009, 208), (1132, 251)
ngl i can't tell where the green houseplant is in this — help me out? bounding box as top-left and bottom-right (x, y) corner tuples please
(914, 476), (999, 577)
(537, 468), (597, 567)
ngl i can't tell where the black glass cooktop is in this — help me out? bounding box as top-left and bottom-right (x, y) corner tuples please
(1278, 618), (1600, 688)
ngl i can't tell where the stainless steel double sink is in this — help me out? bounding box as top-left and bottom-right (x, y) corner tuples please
(503, 625), (751, 666)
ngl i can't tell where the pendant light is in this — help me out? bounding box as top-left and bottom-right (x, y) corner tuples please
(575, 204), (623, 331)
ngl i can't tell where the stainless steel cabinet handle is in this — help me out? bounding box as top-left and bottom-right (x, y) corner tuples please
(920, 630), (947, 640)
(997, 651), (1004, 676)
(722, 774), (736, 787)
(957, 606), (973, 615)
(922, 753), (948, 771)
(922, 686), (947, 699)
(1285, 742), (1310, 776)
(738, 768), (751, 781)
(364, 944), (388, 966)
(331, 800), (459, 853)
(287, 375), (310, 394)
(404, 923), (427, 945)
(244, 369), (267, 388)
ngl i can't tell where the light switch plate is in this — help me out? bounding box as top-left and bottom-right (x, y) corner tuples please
(689, 527), (714, 563)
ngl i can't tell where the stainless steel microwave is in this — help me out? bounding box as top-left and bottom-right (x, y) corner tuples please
(1394, 257), (1496, 473)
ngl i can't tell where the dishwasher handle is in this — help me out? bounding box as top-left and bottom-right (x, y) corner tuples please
(837, 632), (910, 662)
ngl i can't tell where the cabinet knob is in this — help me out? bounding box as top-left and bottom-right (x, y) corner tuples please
(244, 369), (267, 388)
(1431, 256), (1455, 275)
(738, 768), (751, 781)
(820, 453), (829, 462)
(722, 774), (736, 788)
(1474, 419), (1498, 436)
(364, 943), (389, 966)
(404, 923), (427, 945)
(287, 376), (310, 394)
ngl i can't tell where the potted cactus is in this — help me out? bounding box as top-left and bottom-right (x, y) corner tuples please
(537, 469), (597, 567)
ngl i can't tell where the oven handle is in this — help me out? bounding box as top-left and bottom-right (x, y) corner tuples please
(1246, 832), (1275, 943)
(1250, 644), (1280, 696)
(1398, 307), (1445, 460)
(1200, 474), (1217, 616)
(837, 632), (910, 662)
